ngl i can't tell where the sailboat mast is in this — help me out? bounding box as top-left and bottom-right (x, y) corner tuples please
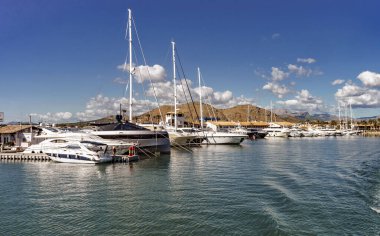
(198, 67), (203, 129)
(338, 103), (341, 130)
(270, 101), (273, 123)
(172, 41), (177, 131)
(349, 102), (353, 129)
(128, 9), (133, 123)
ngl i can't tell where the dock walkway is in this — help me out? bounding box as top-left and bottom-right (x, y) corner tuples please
(0, 153), (138, 163)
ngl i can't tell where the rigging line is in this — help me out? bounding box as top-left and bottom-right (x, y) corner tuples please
(132, 16), (164, 125)
(132, 45), (155, 125)
(176, 64), (196, 124)
(200, 72), (217, 121)
(174, 47), (201, 125)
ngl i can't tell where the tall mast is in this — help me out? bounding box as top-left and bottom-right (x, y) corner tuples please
(338, 103), (341, 130)
(344, 103), (348, 130)
(349, 102), (353, 130)
(172, 41), (177, 131)
(128, 9), (133, 123)
(247, 104), (250, 122)
(270, 101), (273, 123)
(198, 67), (203, 129)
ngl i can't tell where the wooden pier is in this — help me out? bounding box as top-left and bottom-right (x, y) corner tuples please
(0, 153), (139, 163)
(0, 153), (50, 161)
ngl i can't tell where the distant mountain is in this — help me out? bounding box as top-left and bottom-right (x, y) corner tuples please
(134, 103), (302, 124)
(273, 109), (339, 122)
(356, 115), (380, 121)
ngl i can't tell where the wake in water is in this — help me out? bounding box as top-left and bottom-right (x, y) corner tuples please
(370, 206), (380, 214)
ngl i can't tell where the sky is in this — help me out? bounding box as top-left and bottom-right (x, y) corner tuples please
(1, 0), (379, 123)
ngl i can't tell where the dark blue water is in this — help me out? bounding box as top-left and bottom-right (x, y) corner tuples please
(0, 137), (379, 235)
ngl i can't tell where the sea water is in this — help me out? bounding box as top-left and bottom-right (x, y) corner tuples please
(0, 136), (379, 235)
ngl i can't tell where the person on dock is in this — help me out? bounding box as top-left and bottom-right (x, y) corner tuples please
(112, 146), (116, 156)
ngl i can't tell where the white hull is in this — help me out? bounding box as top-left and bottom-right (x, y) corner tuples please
(49, 156), (113, 164)
(201, 132), (247, 145)
(266, 132), (290, 137)
(168, 133), (198, 146)
(93, 130), (171, 154)
(263, 126), (290, 138)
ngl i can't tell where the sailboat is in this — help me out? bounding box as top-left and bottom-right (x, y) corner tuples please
(90, 9), (171, 154)
(262, 102), (290, 137)
(162, 42), (202, 146)
(196, 68), (247, 144)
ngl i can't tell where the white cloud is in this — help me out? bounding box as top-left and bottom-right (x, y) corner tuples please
(271, 67), (288, 81)
(277, 89), (325, 113)
(113, 77), (128, 85)
(332, 79), (345, 85)
(213, 90), (233, 104)
(357, 71), (380, 87)
(262, 82), (291, 98)
(335, 83), (380, 108)
(288, 64), (312, 77)
(75, 94), (159, 121)
(297, 58), (316, 64)
(272, 33), (280, 39)
(118, 64), (166, 83)
(31, 112), (73, 123)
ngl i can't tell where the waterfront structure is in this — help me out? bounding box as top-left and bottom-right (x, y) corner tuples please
(0, 125), (41, 150)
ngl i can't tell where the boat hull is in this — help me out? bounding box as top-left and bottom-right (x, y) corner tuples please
(49, 156), (113, 164)
(202, 133), (246, 145)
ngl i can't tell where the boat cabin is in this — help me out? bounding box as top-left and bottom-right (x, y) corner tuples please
(165, 112), (185, 128)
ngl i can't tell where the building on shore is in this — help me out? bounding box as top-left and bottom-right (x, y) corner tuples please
(206, 121), (270, 132)
(0, 125), (41, 150)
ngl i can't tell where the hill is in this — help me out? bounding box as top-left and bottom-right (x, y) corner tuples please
(135, 103), (302, 124)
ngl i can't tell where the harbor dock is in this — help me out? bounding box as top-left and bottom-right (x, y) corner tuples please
(0, 153), (139, 163)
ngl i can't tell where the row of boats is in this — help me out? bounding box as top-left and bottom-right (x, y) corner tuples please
(20, 9), (361, 164)
(22, 114), (361, 165)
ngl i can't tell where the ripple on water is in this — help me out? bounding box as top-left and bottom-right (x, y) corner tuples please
(0, 137), (379, 235)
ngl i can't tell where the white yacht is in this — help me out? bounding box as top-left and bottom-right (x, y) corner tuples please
(164, 112), (203, 146)
(201, 130), (247, 144)
(160, 42), (204, 147)
(262, 123), (290, 137)
(196, 68), (247, 144)
(34, 127), (135, 155)
(88, 9), (170, 155)
(24, 138), (115, 164)
(89, 118), (171, 154)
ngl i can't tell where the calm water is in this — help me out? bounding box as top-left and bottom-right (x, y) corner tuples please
(0, 137), (379, 235)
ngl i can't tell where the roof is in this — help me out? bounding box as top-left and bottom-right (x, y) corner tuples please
(0, 125), (33, 134)
(207, 121), (237, 126)
(273, 121), (294, 127)
(239, 121), (269, 127)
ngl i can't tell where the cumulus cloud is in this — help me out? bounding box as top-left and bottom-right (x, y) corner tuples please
(332, 79), (345, 85)
(118, 64), (166, 83)
(31, 112), (73, 123)
(297, 58), (316, 64)
(262, 82), (291, 98)
(357, 71), (380, 87)
(271, 67), (288, 81)
(288, 64), (312, 77)
(76, 94), (158, 121)
(277, 89), (325, 112)
(335, 83), (380, 108)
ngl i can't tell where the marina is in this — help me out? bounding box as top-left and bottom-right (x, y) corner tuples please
(0, 153), (139, 163)
(0, 136), (379, 235)
(1, 1), (379, 235)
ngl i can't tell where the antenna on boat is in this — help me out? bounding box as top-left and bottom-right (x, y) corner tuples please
(128, 9), (133, 123)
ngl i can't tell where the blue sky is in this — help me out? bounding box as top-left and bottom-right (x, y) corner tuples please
(1, 0), (379, 122)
